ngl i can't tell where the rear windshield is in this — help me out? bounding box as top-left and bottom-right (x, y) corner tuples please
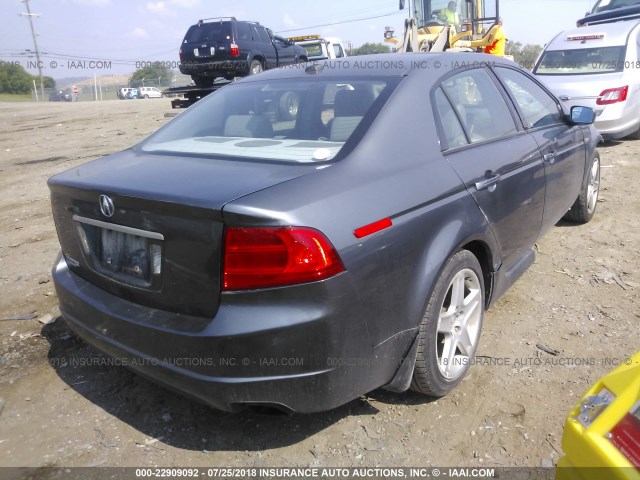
(140, 77), (399, 163)
(534, 46), (626, 75)
(184, 23), (231, 43)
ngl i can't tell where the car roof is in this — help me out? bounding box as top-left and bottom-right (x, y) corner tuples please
(235, 52), (517, 81)
(546, 19), (640, 50)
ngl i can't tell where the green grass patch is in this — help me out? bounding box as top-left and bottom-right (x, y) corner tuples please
(0, 93), (34, 102)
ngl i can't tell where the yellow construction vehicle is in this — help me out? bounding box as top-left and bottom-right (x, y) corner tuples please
(384, 0), (503, 53)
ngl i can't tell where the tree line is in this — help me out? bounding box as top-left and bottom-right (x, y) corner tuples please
(348, 41), (544, 70)
(0, 63), (55, 94)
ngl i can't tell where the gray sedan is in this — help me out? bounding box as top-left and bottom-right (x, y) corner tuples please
(49, 53), (600, 413)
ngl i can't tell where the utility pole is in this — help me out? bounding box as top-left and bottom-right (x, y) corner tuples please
(19, 0), (44, 100)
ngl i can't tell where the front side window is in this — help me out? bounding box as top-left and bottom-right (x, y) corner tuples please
(140, 78), (398, 163)
(440, 68), (517, 143)
(494, 67), (563, 129)
(534, 46), (626, 75)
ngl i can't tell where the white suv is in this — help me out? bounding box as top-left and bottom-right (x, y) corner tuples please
(139, 87), (164, 99)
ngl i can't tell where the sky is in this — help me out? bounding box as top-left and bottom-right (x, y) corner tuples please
(0, 0), (595, 80)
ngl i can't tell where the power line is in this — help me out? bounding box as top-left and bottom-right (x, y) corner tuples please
(276, 10), (401, 34)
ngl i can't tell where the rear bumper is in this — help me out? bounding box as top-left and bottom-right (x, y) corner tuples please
(179, 60), (249, 77)
(52, 255), (411, 413)
(597, 118), (640, 140)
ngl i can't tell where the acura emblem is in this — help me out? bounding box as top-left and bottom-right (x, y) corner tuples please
(99, 195), (114, 217)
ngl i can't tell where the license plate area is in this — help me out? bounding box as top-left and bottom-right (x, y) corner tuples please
(73, 215), (163, 288)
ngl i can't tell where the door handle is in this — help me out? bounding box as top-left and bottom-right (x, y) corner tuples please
(544, 152), (556, 165)
(475, 173), (501, 192)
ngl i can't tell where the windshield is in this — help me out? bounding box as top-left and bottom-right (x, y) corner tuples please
(534, 46), (626, 75)
(592, 0), (640, 13)
(140, 77), (399, 163)
(184, 23), (231, 43)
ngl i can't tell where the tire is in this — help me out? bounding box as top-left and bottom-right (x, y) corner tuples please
(563, 151), (600, 224)
(192, 75), (214, 88)
(144, 95), (149, 99)
(279, 91), (300, 120)
(411, 250), (485, 397)
(249, 59), (264, 76)
(626, 126), (640, 140)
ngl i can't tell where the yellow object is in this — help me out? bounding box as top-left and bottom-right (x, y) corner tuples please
(286, 34), (321, 42)
(557, 352), (640, 480)
(483, 25), (505, 56)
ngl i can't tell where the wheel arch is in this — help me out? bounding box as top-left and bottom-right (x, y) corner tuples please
(459, 239), (495, 309)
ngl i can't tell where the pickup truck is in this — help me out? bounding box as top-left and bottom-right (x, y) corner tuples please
(288, 35), (349, 61)
(179, 17), (308, 87)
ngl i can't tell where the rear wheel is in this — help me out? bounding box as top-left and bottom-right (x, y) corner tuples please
(411, 250), (484, 397)
(563, 151), (600, 224)
(279, 92), (300, 120)
(144, 94), (149, 99)
(627, 126), (640, 140)
(249, 60), (264, 76)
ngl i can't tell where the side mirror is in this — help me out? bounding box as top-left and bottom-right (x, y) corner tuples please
(570, 106), (596, 125)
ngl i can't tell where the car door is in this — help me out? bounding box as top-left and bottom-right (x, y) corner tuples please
(253, 25), (278, 69)
(433, 67), (546, 271)
(272, 36), (296, 65)
(493, 66), (587, 235)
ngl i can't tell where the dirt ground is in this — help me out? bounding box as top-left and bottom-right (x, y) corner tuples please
(0, 99), (638, 471)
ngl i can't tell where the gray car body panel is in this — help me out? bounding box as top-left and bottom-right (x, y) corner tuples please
(49, 53), (596, 412)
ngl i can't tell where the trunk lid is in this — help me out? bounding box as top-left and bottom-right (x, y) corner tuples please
(49, 149), (315, 318)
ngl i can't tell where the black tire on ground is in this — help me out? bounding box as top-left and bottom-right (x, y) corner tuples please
(192, 76), (215, 88)
(144, 95), (149, 99)
(563, 151), (600, 224)
(411, 250), (485, 397)
(249, 60), (264, 76)
(279, 91), (300, 120)
(627, 126), (640, 140)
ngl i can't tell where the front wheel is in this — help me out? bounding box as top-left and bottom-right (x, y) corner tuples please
(563, 151), (600, 224)
(411, 250), (485, 397)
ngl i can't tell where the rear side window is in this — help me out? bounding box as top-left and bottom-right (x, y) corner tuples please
(255, 26), (272, 44)
(494, 67), (563, 129)
(440, 69), (517, 143)
(434, 88), (469, 150)
(333, 44), (345, 58)
(184, 23), (231, 43)
(534, 46), (626, 75)
(235, 22), (252, 41)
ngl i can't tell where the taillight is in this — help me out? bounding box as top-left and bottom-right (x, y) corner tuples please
(179, 49), (183, 62)
(597, 86), (628, 105)
(223, 227), (345, 291)
(230, 43), (240, 57)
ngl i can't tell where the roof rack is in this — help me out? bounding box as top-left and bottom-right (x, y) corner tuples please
(197, 17), (236, 25)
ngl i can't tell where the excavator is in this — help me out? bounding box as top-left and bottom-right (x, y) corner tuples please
(384, 0), (502, 53)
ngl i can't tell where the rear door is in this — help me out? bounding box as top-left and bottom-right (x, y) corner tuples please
(252, 25), (278, 68)
(493, 66), (587, 234)
(433, 67), (545, 270)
